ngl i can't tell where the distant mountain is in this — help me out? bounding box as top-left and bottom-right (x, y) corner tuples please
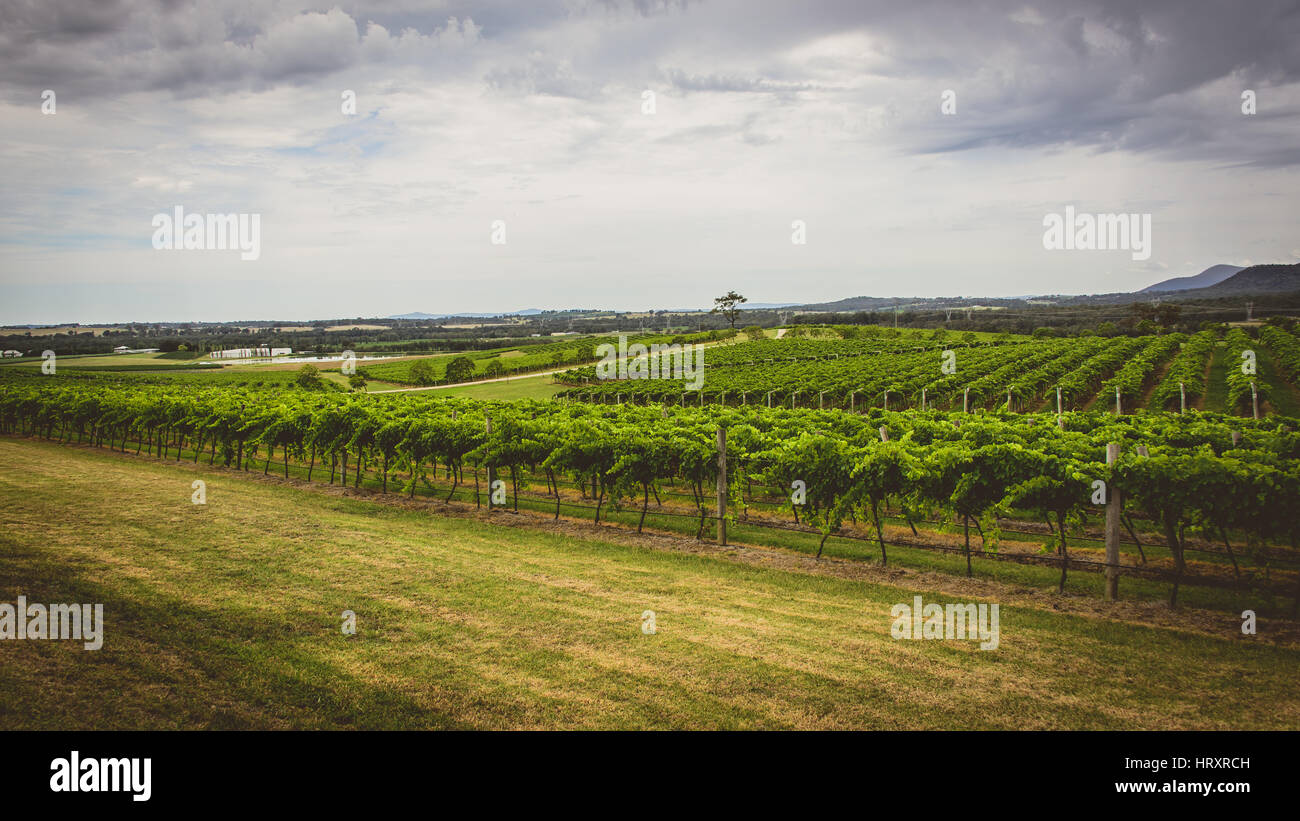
(387, 308), (543, 320)
(792, 295), (1031, 312)
(1187, 263), (1300, 296)
(1140, 264), (1243, 293)
(739, 302), (800, 310)
(792, 296), (903, 312)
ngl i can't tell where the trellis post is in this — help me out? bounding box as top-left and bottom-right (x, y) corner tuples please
(485, 417), (494, 511)
(716, 426), (728, 546)
(1105, 442), (1121, 601)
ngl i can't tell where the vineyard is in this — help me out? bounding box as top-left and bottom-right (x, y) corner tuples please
(557, 326), (1300, 418)
(3, 376), (1298, 613)
(360, 329), (728, 386)
(557, 333), (1192, 412)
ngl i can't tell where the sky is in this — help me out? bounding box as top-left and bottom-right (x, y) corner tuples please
(1, 0), (1299, 324)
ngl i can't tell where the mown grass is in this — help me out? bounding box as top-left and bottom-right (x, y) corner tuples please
(1, 438), (1297, 730)
(1204, 344), (1230, 413)
(1259, 344), (1300, 417)
(434, 373), (565, 400)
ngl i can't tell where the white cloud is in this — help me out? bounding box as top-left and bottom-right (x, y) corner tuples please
(0, 0), (1298, 322)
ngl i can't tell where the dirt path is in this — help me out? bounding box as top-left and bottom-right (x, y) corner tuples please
(1137, 358), (1175, 410)
(369, 369), (565, 394)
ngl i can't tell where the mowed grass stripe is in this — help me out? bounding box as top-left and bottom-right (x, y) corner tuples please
(0, 439), (1296, 730)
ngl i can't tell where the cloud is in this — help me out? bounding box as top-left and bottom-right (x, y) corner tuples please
(1, 0), (1299, 322)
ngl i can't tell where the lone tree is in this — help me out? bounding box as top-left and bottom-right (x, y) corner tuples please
(710, 291), (747, 330)
(409, 359), (437, 385)
(295, 364), (323, 390)
(445, 356), (476, 383)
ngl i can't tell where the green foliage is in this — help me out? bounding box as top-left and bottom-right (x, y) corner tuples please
(408, 359), (437, 385)
(295, 364), (323, 390)
(445, 356), (475, 383)
(3, 379), (1297, 583)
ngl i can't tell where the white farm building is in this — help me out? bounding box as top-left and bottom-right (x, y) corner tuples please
(209, 347), (292, 359)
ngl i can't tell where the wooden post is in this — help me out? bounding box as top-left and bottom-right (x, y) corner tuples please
(1115, 386), (1122, 415)
(1251, 381), (1258, 420)
(1179, 382), (1186, 413)
(879, 426), (889, 442)
(1056, 386), (1062, 416)
(716, 427), (727, 546)
(1007, 387), (1013, 412)
(485, 417), (495, 511)
(963, 388), (969, 413)
(883, 390), (889, 412)
(921, 388), (926, 411)
(819, 391), (824, 409)
(1231, 430), (1241, 448)
(850, 391), (856, 412)
(1105, 442), (1121, 601)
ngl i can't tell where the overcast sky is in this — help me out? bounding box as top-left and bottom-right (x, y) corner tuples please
(2, 0), (1299, 324)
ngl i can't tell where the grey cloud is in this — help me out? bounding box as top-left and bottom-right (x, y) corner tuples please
(661, 68), (817, 95)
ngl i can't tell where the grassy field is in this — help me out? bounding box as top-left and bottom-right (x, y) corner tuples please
(432, 372), (565, 400)
(0, 351), (208, 368)
(1203, 343), (1230, 412)
(1, 437), (1297, 730)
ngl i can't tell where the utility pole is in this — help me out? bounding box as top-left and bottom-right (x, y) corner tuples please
(1246, 301), (1254, 322)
